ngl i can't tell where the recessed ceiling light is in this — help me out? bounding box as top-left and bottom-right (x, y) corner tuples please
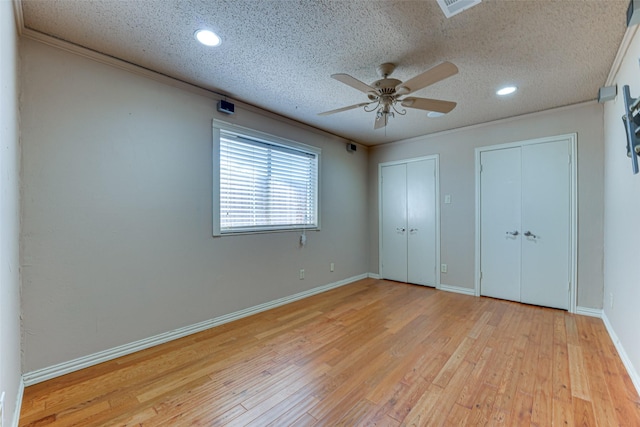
(496, 86), (517, 96)
(427, 111), (446, 118)
(195, 29), (221, 47)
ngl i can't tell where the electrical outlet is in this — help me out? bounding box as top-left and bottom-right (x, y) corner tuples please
(330, 262), (334, 272)
(441, 264), (448, 273)
(444, 194), (451, 204)
(299, 269), (305, 280)
(610, 292), (614, 309)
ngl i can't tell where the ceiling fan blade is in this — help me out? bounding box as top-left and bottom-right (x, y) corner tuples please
(374, 114), (388, 130)
(331, 73), (376, 94)
(401, 97), (457, 114)
(318, 102), (372, 116)
(396, 62), (458, 95)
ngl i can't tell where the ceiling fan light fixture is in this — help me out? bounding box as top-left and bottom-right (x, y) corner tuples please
(496, 86), (517, 96)
(195, 29), (221, 47)
(427, 111), (446, 118)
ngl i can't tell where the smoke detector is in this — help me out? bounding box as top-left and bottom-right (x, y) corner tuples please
(436, 0), (482, 18)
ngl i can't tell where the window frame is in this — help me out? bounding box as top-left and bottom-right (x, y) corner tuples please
(212, 120), (321, 236)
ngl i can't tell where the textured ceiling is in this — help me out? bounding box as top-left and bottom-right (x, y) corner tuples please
(20, 0), (628, 145)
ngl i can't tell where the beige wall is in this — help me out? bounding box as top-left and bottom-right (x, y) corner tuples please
(0, 0), (22, 424)
(369, 102), (605, 309)
(20, 38), (370, 373)
(603, 28), (640, 388)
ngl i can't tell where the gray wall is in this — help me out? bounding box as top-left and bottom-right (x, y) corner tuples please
(603, 28), (640, 388)
(0, 1), (22, 424)
(369, 103), (605, 309)
(20, 38), (370, 373)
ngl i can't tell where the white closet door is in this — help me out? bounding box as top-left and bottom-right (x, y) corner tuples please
(407, 159), (437, 286)
(480, 147), (522, 301)
(520, 140), (570, 309)
(479, 139), (572, 310)
(381, 164), (408, 282)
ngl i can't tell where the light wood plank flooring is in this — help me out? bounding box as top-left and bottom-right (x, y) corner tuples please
(20, 279), (640, 426)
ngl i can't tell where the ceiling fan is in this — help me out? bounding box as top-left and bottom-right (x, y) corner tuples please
(319, 62), (458, 129)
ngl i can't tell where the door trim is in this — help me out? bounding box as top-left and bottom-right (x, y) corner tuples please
(474, 134), (578, 313)
(379, 155), (441, 288)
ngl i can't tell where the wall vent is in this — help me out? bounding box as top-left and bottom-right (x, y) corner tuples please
(436, 0), (482, 18)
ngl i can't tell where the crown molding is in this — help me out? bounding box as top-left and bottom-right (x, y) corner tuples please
(606, 24), (639, 86)
(18, 26), (349, 146)
(12, 0), (24, 35)
(375, 100), (597, 150)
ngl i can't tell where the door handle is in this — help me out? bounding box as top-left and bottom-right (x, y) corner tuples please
(506, 230), (519, 236)
(524, 231), (537, 238)
(396, 227), (406, 232)
(410, 228), (418, 232)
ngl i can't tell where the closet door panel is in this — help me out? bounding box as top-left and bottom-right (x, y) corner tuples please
(479, 147), (522, 302)
(381, 164), (408, 282)
(407, 159), (437, 286)
(520, 140), (570, 310)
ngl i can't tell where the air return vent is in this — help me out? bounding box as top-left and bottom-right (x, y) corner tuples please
(436, 0), (482, 18)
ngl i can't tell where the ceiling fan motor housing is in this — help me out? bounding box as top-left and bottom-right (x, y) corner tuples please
(373, 78), (402, 95)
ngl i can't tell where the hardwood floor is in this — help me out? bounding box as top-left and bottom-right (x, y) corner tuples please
(19, 278), (640, 426)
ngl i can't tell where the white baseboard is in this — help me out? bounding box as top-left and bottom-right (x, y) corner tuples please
(368, 273), (380, 279)
(439, 284), (475, 296)
(526, 303), (639, 395)
(576, 306), (603, 318)
(10, 378), (24, 427)
(511, 304), (640, 398)
(22, 273), (368, 386)
(602, 312), (640, 397)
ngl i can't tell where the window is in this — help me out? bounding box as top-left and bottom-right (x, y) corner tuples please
(213, 122), (320, 235)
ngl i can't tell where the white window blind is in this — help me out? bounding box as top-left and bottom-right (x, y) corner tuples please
(218, 129), (319, 234)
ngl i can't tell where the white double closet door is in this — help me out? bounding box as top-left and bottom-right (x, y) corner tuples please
(380, 157), (438, 286)
(479, 137), (574, 310)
